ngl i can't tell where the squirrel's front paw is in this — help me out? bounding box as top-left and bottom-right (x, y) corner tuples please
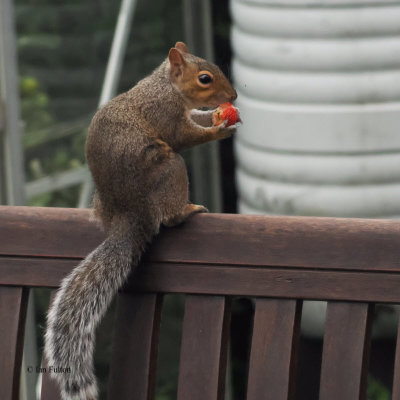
(206, 121), (238, 140)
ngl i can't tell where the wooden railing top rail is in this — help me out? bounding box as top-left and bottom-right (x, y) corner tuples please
(1, 205), (400, 269)
(1, 206), (400, 303)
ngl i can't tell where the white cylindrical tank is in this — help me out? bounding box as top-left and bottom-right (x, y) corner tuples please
(232, 0), (400, 218)
(231, 0), (400, 337)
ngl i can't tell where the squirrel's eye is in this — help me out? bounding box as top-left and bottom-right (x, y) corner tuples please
(197, 71), (214, 87)
(199, 74), (212, 84)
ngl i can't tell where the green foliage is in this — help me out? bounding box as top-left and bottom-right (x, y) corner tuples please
(155, 383), (177, 400)
(367, 376), (390, 400)
(29, 186), (81, 208)
(20, 76), (53, 133)
(20, 75), (86, 206)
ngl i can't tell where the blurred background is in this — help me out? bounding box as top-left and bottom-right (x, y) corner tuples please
(1, 0), (400, 399)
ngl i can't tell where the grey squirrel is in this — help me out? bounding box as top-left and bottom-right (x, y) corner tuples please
(44, 41), (239, 400)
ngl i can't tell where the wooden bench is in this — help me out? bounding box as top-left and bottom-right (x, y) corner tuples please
(1, 206), (400, 400)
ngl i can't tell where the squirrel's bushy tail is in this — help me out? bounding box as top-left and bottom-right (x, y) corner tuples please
(44, 214), (157, 400)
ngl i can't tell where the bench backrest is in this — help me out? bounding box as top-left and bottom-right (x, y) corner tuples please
(1, 206), (400, 400)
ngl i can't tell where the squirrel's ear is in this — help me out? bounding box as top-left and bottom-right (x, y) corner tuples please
(175, 41), (189, 53)
(168, 48), (186, 77)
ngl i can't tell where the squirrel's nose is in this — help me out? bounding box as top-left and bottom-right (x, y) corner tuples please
(230, 89), (237, 102)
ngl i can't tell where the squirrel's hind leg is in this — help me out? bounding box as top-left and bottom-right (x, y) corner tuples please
(162, 203), (208, 227)
(149, 151), (208, 227)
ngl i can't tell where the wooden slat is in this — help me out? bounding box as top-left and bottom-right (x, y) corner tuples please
(0, 257), (76, 287)
(2, 206), (400, 273)
(391, 311), (400, 400)
(247, 299), (302, 400)
(4, 258), (400, 304)
(319, 302), (373, 400)
(0, 286), (28, 400)
(41, 290), (62, 400)
(107, 292), (163, 400)
(177, 295), (231, 400)
(130, 263), (400, 304)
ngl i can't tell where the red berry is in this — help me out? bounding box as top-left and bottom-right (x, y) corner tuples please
(213, 102), (238, 127)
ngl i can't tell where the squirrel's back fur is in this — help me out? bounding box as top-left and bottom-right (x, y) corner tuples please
(44, 42), (237, 400)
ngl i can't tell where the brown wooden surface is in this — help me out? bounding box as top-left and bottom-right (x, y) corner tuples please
(392, 312), (400, 400)
(107, 293), (163, 400)
(0, 206), (104, 259)
(247, 299), (302, 400)
(319, 302), (373, 400)
(129, 262), (400, 303)
(0, 257), (76, 287)
(41, 290), (62, 400)
(1, 206), (400, 400)
(4, 258), (400, 304)
(2, 206), (400, 272)
(0, 286), (28, 400)
(177, 295), (231, 400)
